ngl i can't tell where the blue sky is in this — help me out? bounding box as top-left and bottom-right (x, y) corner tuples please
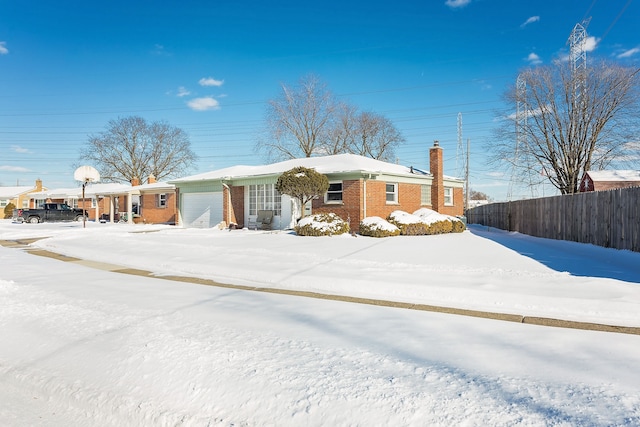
(1, 0), (639, 200)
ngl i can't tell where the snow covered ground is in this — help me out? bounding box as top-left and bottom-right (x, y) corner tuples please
(1, 219), (639, 426)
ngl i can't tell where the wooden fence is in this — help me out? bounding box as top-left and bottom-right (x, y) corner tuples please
(466, 187), (640, 252)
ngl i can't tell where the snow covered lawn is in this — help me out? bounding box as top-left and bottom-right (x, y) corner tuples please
(1, 220), (639, 425)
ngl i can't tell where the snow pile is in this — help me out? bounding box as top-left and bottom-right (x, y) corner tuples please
(413, 207), (454, 225)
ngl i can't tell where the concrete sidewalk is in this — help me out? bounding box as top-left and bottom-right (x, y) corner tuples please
(2, 238), (639, 336)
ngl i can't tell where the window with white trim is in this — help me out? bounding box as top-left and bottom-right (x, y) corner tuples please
(325, 182), (343, 203)
(444, 187), (453, 206)
(156, 193), (167, 208)
(421, 185), (432, 205)
(385, 183), (398, 204)
(249, 184), (281, 216)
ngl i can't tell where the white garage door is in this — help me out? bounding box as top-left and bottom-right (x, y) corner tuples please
(182, 192), (223, 228)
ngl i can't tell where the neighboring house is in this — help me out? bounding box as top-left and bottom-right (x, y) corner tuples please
(27, 176), (176, 224)
(170, 142), (464, 231)
(579, 170), (640, 192)
(0, 179), (46, 211)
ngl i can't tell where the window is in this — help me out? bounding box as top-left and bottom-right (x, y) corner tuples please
(325, 182), (343, 203)
(385, 183), (398, 204)
(0, 200), (6, 208)
(444, 187), (453, 206)
(156, 193), (167, 208)
(249, 184), (281, 216)
(421, 185), (432, 205)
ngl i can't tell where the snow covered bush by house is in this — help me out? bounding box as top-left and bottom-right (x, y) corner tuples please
(387, 209), (465, 236)
(295, 213), (350, 236)
(358, 216), (401, 238)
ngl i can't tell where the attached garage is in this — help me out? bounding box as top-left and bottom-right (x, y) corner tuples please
(181, 192), (222, 228)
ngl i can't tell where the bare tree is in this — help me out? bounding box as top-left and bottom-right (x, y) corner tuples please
(261, 75), (405, 162)
(261, 74), (336, 160)
(492, 60), (640, 195)
(322, 102), (357, 155)
(348, 111), (404, 162)
(81, 116), (197, 183)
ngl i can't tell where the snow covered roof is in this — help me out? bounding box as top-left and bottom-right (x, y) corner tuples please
(134, 181), (175, 192)
(25, 181), (176, 199)
(0, 186), (34, 198)
(171, 153), (446, 183)
(585, 170), (640, 182)
(29, 188), (81, 199)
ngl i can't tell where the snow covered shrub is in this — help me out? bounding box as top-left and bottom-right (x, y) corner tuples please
(387, 211), (430, 235)
(414, 208), (465, 233)
(295, 213), (350, 236)
(387, 209), (466, 236)
(450, 217), (466, 233)
(359, 216), (400, 238)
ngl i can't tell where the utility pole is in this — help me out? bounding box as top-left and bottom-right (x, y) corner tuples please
(465, 138), (470, 212)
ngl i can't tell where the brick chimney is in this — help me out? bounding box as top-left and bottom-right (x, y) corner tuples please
(131, 177), (141, 186)
(35, 178), (43, 191)
(430, 140), (444, 212)
(147, 174), (157, 184)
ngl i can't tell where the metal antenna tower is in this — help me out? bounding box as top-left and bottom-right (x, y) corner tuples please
(567, 19), (591, 122)
(507, 74), (528, 200)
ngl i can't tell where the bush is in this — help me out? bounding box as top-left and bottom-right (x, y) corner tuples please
(3, 202), (16, 219)
(387, 209), (466, 236)
(295, 213), (350, 236)
(359, 216), (400, 237)
(450, 218), (466, 233)
(387, 211), (430, 235)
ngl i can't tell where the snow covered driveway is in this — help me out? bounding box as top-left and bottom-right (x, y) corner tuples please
(1, 221), (639, 425)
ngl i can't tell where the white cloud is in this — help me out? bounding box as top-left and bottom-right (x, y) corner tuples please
(526, 52), (542, 64)
(617, 47), (640, 59)
(199, 77), (224, 87)
(0, 41), (8, 55)
(0, 165), (29, 172)
(176, 86), (191, 97)
(187, 97), (220, 111)
(520, 16), (540, 28)
(583, 36), (599, 52)
(11, 145), (31, 153)
(152, 44), (171, 56)
(445, 0), (471, 9)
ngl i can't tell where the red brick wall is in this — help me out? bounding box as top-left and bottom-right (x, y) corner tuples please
(438, 187), (464, 216)
(139, 193), (176, 224)
(312, 179), (363, 230)
(593, 182), (640, 191)
(226, 186), (245, 227)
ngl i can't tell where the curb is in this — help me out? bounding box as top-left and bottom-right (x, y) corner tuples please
(2, 239), (639, 336)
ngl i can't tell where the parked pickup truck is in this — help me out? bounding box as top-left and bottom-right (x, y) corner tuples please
(13, 203), (88, 224)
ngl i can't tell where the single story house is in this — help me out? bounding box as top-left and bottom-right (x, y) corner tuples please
(0, 179), (46, 211)
(170, 142), (464, 231)
(27, 175), (176, 224)
(579, 170), (640, 192)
